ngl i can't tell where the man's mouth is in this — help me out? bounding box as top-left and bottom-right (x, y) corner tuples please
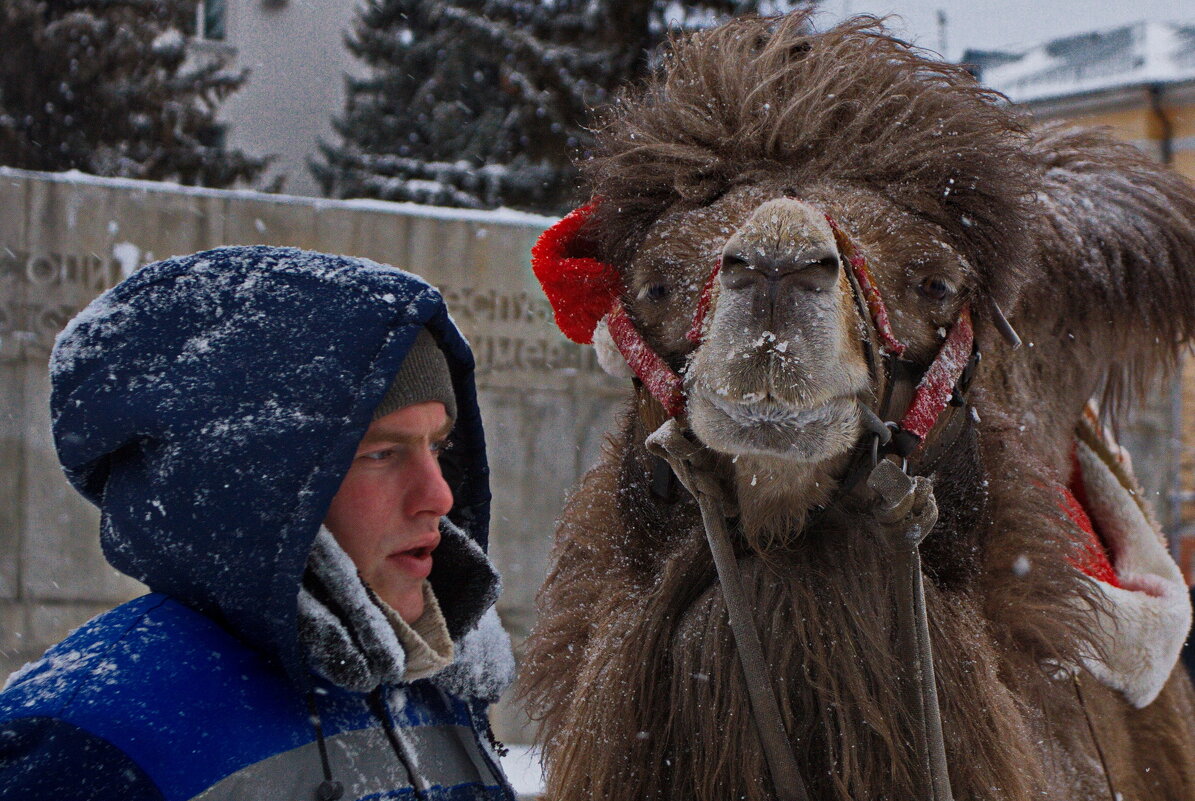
(388, 544), (436, 579)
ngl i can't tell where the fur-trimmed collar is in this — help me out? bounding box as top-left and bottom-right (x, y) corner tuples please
(298, 525), (515, 699)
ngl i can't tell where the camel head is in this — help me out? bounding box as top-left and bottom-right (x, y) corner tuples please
(676, 196), (871, 464)
(626, 188), (1003, 534)
(535, 14), (1041, 537)
(663, 192), (971, 465)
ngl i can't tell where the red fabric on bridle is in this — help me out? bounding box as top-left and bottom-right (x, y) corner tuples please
(607, 305), (687, 417)
(899, 307), (973, 442)
(531, 202), (622, 345)
(822, 212), (975, 452)
(687, 260), (721, 345)
(825, 215), (907, 358)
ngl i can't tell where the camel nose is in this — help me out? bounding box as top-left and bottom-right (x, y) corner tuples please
(719, 249), (840, 294)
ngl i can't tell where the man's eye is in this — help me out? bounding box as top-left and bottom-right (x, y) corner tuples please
(361, 448), (397, 461)
(431, 439), (453, 456)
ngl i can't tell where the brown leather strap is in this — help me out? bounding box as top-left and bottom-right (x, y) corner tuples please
(647, 420), (810, 801)
(867, 459), (954, 801)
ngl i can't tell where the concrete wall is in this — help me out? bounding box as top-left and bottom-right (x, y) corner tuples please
(0, 167), (626, 743)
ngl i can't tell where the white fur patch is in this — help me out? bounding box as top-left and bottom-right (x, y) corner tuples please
(432, 607), (515, 702)
(593, 315), (633, 379)
(1074, 438), (1192, 708)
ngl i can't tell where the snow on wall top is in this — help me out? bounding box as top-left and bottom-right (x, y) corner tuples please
(976, 21), (1195, 104)
(0, 166), (559, 229)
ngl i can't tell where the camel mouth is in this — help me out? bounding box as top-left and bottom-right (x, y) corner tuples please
(688, 390), (862, 461)
(706, 394), (837, 429)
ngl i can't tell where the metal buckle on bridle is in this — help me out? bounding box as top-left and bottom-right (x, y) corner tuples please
(870, 421), (908, 473)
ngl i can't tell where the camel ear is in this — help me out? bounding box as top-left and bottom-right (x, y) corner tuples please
(532, 201), (623, 345)
(1028, 126), (1195, 385)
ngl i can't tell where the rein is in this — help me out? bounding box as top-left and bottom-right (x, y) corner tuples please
(532, 201), (1007, 801)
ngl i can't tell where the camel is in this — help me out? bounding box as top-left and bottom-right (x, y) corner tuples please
(522, 12), (1195, 801)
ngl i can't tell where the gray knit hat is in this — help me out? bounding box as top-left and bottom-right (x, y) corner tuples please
(372, 329), (457, 421)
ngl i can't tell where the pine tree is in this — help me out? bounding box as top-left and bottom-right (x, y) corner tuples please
(0, 0), (265, 187)
(314, 0), (542, 210)
(316, 1), (804, 214)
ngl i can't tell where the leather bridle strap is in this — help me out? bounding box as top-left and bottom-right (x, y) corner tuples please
(831, 223), (964, 801)
(646, 420), (810, 801)
(898, 308), (974, 446)
(606, 305), (686, 417)
(866, 460), (953, 801)
(826, 215), (906, 358)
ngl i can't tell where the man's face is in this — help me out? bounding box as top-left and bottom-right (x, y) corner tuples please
(324, 401), (453, 623)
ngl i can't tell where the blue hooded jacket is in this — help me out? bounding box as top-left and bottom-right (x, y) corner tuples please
(0, 246), (516, 801)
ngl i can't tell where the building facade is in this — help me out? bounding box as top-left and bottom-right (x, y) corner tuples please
(971, 20), (1195, 172)
(190, 0), (359, 196)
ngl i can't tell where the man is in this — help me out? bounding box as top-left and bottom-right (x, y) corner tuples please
(0, 246), (516, 800)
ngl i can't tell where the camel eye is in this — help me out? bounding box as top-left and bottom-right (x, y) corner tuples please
(918, 276), (953, 302)
(640, 283), (670, 302)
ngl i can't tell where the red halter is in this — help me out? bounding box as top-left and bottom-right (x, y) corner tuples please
(531, 201), (975, 452)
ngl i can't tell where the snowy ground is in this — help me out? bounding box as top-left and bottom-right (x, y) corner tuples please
(500, 744), (545, 799)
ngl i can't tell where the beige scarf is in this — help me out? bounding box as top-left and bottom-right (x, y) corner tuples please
(297, 527), (454, 691)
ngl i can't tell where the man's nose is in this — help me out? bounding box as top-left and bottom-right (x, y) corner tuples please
(407, 453), (454, 518)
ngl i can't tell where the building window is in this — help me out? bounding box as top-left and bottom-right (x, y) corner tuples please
(192, 0), (226, 41)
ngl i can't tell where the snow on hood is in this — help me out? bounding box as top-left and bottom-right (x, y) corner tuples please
(49, 245), (492, 686)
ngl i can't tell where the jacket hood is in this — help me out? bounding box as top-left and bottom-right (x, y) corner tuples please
(50, 246), (493, 686)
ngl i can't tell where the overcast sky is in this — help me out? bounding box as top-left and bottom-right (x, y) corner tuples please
(817, 1), (1193, 61)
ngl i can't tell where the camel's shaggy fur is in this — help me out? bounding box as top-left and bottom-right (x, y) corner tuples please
(522, 12), (1195, 801)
